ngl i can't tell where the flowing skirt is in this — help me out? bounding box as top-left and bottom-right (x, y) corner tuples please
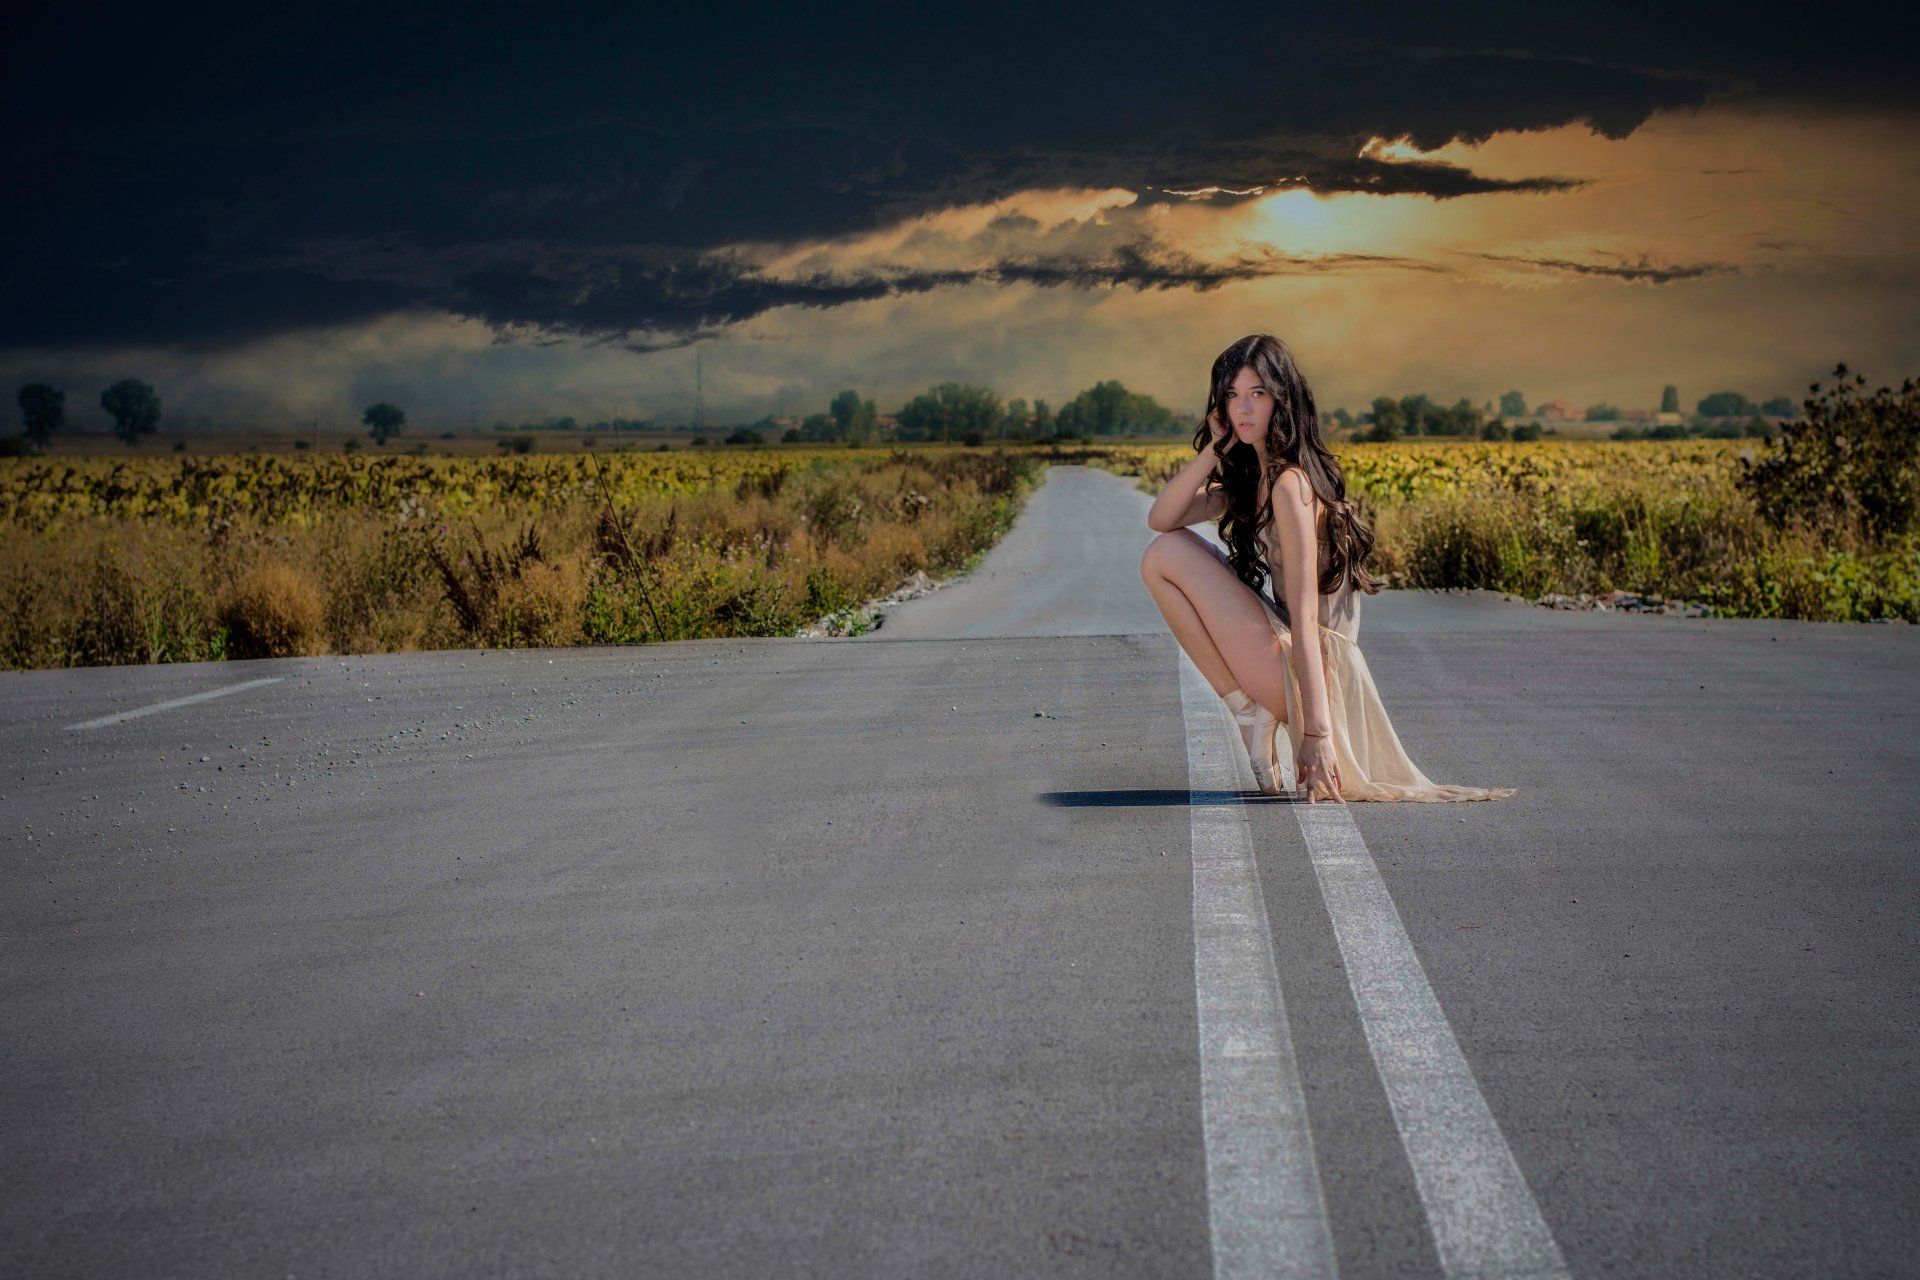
(1209, 541), (1516, 803)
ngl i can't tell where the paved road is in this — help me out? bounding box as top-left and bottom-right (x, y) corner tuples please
(3, 465), (1916, 1278)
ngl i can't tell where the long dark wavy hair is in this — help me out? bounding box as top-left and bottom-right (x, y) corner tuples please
(1195, 334), (1385, 611)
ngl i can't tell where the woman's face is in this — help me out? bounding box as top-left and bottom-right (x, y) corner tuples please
(1223, 365), (1275, 445)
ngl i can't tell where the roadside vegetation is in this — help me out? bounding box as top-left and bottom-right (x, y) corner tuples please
(0, 448), (1037, 669)
(1080, 365), (1918, 624)
(2, 364), (1911, 668)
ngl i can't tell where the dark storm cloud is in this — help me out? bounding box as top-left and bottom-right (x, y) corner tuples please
(1467, 253), (1742, 284)
(410, 236), (1443, 352)
(3, 0), (1907, 351)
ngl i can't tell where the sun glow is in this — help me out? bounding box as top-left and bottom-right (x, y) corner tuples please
(1357, 135), (1448, 163)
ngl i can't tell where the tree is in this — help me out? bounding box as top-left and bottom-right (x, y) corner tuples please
(828, 390), (861, 439)
(1398, 392), (1438, 435)
(1735, 363), (1920, 542)
(1030, 398), (1054, 437)
(1760, 396), (1796, 416)
(1585, 402), (1622, 421)
(825, 391), (877, 445)
(895, 382), (1003, 442)
(18, 383), (64, 447)
(1003, 397), (1030, 439)
(1482, 418), (1509, 441)
(1697, 391), (1755, 418)
(1447, 397), (1483, 436)
(1329, 406), (1354, 428)
(1053, 379), (1174, 436)
(1369, 395), (1407, 436)
(1499, 389), (1528, 418)
(363, 402), (405, 446)
(101, 378), (161, 445)
(1661, 384), (1680, 413)
(800, 412), (837, 442)
(725, 427), (764, 445)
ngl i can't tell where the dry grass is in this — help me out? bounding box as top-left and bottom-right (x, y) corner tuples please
(0, 447), (1039, 669)
(216, 562), (328, 658)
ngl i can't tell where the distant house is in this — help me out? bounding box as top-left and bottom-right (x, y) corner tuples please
(1534, 399), (1586, 421)
(1621, 408), (1656, 422)
(1655, 411), (1684, 427)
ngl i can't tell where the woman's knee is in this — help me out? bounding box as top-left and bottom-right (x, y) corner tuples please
(1140, 528), (1203, 580)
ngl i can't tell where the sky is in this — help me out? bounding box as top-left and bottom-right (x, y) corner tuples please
(5, 0), (1919, 431)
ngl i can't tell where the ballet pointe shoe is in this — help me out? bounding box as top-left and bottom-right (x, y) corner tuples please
(1222, 688), (1283, 796)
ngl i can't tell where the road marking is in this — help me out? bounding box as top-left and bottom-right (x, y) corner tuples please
(64, 677), (284, 730)
(1177, 650), (1339, 1279)
(1291, 801), (1572, 1280)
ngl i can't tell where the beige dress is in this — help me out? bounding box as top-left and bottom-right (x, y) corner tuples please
(1210, 518), (1516, 803)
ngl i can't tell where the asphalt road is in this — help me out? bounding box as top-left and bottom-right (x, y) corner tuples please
(3, 465), (1915, 1278)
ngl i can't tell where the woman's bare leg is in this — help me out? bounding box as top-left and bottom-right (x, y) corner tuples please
(1139, 529), (1290, 723)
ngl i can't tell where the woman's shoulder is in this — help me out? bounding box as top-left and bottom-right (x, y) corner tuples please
(1271, 463), (1310, 486)
(1269, 465), (1317, 506)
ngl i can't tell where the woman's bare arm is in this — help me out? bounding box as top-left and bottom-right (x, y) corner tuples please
(1271, 468), (1334, 735)
(1147, 449), (1229, 532)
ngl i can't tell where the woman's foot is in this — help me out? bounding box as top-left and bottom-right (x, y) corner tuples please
(1222, 688), (1283, 796)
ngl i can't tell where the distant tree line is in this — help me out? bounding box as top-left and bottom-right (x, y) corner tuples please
(1358, 394), (1491, 442)
(10, 378), (164, 451)
(740, 378), (1191, 447)
(2, 372), (1819, 457)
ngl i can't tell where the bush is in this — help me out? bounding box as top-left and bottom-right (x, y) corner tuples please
(1736, 363), (1920, 542)
(1509, 422), (1542, 441)
(217, 562), (327, 658)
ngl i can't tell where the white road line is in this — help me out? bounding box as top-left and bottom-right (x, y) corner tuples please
(64, 677), (284, 730)
(1291, 802), (1572, 1280)
(1178, 650), (1339, 1280)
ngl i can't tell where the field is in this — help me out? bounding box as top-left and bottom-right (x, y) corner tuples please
(1073, 439), (1919, 625)
(0, 447), (1040, 669)
(2, 438), (1911, 670)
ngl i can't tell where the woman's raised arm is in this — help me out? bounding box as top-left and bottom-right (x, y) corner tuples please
(1147, 452), (1228, 532)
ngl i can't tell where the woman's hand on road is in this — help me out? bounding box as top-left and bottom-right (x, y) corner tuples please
(1295, 735), (1344, 803)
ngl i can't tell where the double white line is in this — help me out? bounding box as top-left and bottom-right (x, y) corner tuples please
(1179, 651), (1570, 1280)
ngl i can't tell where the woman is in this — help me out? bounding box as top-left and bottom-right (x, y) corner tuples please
(1139, 333), (1516, 804)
